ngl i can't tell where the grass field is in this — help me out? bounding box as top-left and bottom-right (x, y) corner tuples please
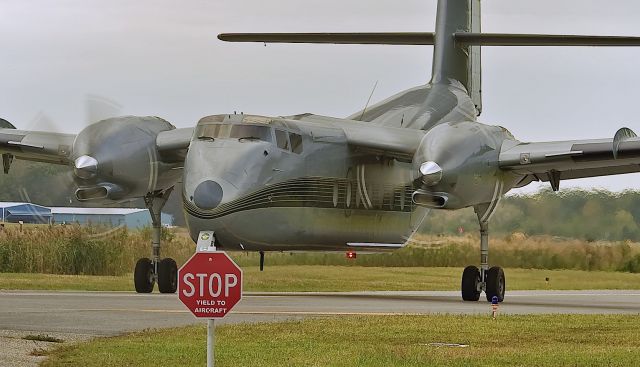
(2, 266), (640, 292)
(42, 314), (640, 367)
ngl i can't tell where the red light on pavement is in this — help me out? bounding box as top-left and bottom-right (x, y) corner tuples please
(346, 251), (357, 259)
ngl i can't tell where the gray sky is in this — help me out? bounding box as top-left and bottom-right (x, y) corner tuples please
(2, 0), (640, 193)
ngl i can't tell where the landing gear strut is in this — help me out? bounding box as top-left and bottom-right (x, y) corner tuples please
(461, 203), (506, 302)
(134, 188), (177, 294)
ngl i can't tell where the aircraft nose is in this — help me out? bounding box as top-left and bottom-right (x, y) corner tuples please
(193, 180), (224, 210)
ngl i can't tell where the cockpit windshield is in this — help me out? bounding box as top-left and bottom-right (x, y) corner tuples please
(196, 124), (273, 143)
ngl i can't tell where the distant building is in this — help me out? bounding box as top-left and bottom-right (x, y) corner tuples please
(0, 202), (52, 224)
(51, 207), (173, 229)
(0, 202), (173, 229)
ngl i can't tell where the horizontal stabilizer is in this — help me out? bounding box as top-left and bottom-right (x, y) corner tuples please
(219, 32), (640, 47)
(454, 33), (640, 47)
(218, 32), (435, 45)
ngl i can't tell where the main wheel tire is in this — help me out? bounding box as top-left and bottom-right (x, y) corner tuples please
(158, 258), (178, 294)
(485, 266), (506, 302)
(461, 265), (481, 301)
(134, 258), (155, 293)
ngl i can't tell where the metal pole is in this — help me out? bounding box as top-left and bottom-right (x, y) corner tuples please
(259, 251), (264, 272)
(207, 319), (215, 367)
(479, 221), (489, 285)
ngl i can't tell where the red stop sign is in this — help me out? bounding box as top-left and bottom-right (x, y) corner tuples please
(178, 252), (243, 319)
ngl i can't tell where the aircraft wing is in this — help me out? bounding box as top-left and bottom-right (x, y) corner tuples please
(341, 123), (425, 162)
(291, 114), (425, 162)
(0, 128), (76, 168)
(156, 127), (193, 163)
(499, 128), (640, 190)
(0, 122), (194, 173)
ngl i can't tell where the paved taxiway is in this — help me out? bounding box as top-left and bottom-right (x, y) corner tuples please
(1, 290), (638, 336)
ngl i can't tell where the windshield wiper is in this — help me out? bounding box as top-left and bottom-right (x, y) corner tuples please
(238, 136), (261, 142)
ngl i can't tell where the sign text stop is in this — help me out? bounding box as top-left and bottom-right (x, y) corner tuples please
(178, 251), (243, 319)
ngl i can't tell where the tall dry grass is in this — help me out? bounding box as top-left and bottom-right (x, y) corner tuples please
(0, 225), (194, 276)
(1, 226), (640, 275)
(233, 233), (640, 272)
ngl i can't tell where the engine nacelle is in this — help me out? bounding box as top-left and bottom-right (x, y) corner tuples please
(72, 116), (182, 201)
(411, 121), (515, 209)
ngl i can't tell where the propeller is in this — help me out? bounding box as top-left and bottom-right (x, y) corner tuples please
(85, 94), (123, 126)
(410, 121), (509, 210)
(28, 111), (60, 132)
(17, 95), (124, 206)
(24, 94), (124, 133)
(70, 95), (125, 200)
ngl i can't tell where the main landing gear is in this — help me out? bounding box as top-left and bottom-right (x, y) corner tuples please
(461, 203), (506, 302)
(134, 188), (178, 294)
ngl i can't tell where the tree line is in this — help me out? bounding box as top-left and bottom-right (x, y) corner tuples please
(424, 189), (640, 241)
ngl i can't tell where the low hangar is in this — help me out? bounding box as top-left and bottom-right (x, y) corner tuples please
(0, 202), (173, 228)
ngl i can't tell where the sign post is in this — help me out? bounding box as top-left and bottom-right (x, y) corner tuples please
(178, 231), (243, 367)
(207, 319), (215, 367)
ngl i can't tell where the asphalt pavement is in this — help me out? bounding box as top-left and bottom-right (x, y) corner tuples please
(1, 290), (638, 336)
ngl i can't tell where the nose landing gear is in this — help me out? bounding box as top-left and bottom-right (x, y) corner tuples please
(134, 188), (178, 294)
(461, 202), (506, 302)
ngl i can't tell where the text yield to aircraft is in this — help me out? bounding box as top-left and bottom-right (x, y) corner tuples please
(3, 0), (640, 301)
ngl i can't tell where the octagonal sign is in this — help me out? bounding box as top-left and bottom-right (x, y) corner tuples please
(178, 251), (243, 319)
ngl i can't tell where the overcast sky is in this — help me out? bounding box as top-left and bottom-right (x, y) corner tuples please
(2, 0), (640, 193)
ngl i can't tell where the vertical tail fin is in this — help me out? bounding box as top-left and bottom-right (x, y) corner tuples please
(431, 0), (482, 114)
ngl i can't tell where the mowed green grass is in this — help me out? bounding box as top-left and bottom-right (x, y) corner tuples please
(42, 314), (640, 367)
(0, 272), (133, 291)
(2, 266), (640, 292)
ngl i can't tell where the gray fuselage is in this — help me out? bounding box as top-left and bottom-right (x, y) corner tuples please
(182, 113), (430, 251)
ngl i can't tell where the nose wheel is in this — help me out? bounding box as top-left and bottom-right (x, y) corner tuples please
(485, 266), (505, 302)
(134, 257), (178, 293)
(134, 258), (155, 293)
(157, 258), (178, 293)
(461, 265), (481, 301)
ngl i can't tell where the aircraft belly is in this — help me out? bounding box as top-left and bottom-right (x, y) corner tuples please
(186, 207), (421, 251)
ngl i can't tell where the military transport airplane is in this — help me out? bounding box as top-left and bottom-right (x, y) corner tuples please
(3, 0), (640, 302)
